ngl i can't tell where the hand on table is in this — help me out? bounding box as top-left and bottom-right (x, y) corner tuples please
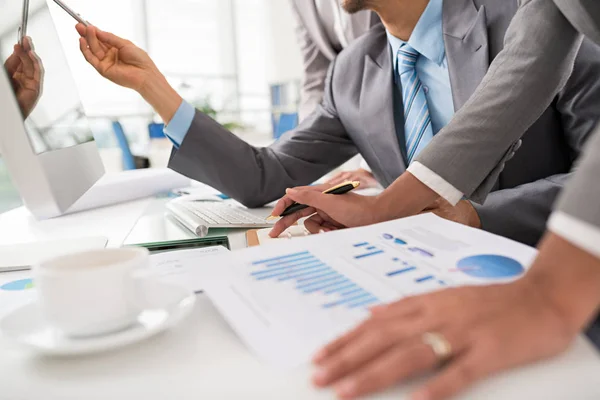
(268, 185), (382, 237)
(312, 278), (575, 400)
(421, 199), (482, 229)
(326, 169), (380, 189)
(4, 37), (44, 118)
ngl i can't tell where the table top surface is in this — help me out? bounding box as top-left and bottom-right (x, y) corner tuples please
(1, 198), (600, 400)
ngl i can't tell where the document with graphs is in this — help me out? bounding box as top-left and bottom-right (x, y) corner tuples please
(195, 214), (538, 367)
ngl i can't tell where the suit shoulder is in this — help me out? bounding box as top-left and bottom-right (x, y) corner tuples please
(334, 25), (387, 71)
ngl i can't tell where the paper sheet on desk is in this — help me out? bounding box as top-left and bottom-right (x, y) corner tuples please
(0, 271), (36, 318)
(146, 246), (229, 293)
(191, 214), (538, 368)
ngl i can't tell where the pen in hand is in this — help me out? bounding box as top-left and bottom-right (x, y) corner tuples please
(267, 181), (360, 221)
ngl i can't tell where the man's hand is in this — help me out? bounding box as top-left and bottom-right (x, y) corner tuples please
(76, 24), (182, 123)
(311, 232), (600, 400)
(4, 37), (43, 119)
(76, 24), (156, 92)
(327, 169), (380, 189)
(421, 199), (481, 228)
(269, 186), (382, 237)
(269, 172), (443, 238)
(311, 279), (575, 400)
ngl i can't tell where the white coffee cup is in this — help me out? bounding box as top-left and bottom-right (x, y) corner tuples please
(33, 247), (149, 337)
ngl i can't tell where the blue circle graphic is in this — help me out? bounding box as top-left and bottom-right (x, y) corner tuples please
(457, 255), (524, 279)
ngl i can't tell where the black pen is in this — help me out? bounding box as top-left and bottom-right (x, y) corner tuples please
(267, 181), (361, 220)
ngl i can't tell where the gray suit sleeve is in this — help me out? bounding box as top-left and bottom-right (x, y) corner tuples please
(168, 60), (358, 208)
(554, 0), (600, 45)
(555, 124), (600, 229)
(473, 175), (569, 247)
(472, 39), (600, 246)
(414, 0), (583, 204)
(290, 0), (333, 121)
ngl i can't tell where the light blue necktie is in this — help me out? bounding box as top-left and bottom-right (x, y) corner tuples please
(397, 44), (434, 164)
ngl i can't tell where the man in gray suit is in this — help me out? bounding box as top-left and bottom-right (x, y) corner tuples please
(75, 0), (600, 247)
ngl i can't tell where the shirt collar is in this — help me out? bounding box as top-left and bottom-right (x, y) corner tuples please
(386, 0), (445, 68)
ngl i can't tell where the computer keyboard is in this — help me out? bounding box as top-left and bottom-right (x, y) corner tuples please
(166, 200), (274, 237)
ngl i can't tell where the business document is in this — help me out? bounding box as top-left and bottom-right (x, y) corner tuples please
(194, 214), (538, 367)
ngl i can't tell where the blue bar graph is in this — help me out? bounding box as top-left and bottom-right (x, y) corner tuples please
(387, 267), (417, 277)
(323, 291), (371, 308)
(416, 275), (434, 283)
(325, 282), (356, 294)
(251, 251), (310, 265)
(303, 278), (350, 294)
(263, 254), (316, 267)
(256, 265), (327, 280)
(354, 250), (385, 259)
(278, 266), (330, 281)
(297, 273), (341, 289)
(348, 296), (379, 308)
(353, 242), (369, 247)
(251, 260), (323, 276)
(250, 251), (379, 310)
(297, 270), (337, 283)
(341, 287), (363, 297)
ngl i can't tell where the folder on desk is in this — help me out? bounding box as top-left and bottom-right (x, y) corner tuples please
(123, 206), (229, 253)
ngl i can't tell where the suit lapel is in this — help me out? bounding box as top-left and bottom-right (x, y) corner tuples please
(360, 35), (407, 184)
(302, 0), (338, 60)
(443, 0), (490, 111)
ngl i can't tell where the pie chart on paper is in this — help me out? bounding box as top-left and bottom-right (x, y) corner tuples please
(456, 255), (525, 279)
(0, 279), (34, 291)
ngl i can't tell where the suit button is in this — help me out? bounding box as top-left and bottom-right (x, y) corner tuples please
(423, 86), (429, 94)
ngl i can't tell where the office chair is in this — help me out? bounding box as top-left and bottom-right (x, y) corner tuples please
(274, 113), (299, 140)
(111, 121), (137, 171)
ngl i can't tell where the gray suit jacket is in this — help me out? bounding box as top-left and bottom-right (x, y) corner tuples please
(169, 0), (600, 246)
(549, 0), (600, 229)
(289, 0), (379, 120)
(414, 0), (583, 203)
(413, 0), (600, 232)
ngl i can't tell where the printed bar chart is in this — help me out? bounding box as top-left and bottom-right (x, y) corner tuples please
(353, 242), (386, 259)
(250, 251), (379, 310)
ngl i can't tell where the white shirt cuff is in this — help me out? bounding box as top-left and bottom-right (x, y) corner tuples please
(407, 162), (463, 205)
(548, 211), (600, 260)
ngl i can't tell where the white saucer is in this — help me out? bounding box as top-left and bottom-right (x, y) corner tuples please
(0, 280), (196, 356)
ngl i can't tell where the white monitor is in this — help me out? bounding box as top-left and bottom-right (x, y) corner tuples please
(0, 0), (104, 219)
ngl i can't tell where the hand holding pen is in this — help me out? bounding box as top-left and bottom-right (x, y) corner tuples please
(267, 181), (361, 221)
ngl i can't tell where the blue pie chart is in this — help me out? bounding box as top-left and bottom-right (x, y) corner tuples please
(457, 255), (524, 279)
(0, 278), (34, 291)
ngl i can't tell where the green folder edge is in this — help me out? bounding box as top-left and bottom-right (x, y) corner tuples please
(125, 229), (231, 254)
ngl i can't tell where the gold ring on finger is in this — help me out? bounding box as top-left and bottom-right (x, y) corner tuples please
(422, 332), (453, 364)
